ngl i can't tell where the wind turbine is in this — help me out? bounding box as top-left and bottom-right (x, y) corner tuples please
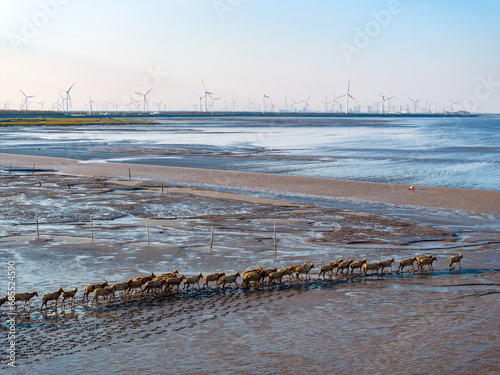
(247, 98), (257, 111)
(200, 80), (213, 112)
(321, 96), (330, 113)
(386, 95), (396, 113)
(134, 87), (153, 113)
(432, 102), (440, 114)
(379, 90), (388, 114)
(259, 85), (270, 113)
(302, 96), (312, 112)
(232, 96), (238, 112)
(289, 97), (301, 112)
(88, 95), (97, 114)
(63, 82), (76, 112)
(449, 97), (460, 113)
(408, 97), (422, 114)
(336, 81), (358, 114)
(193, 92), (204, 112)
(331, 92), (341, 112)
(129, 97), (140, 112)
(38, 100), (45, 110)
(211, 97), (221, 112)
(108, 100), (117, 112)
(20, 89), (36, 111)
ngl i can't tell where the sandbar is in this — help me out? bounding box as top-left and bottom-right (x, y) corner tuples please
(1, 152), (499, 215)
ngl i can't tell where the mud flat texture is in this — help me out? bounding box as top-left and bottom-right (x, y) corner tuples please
(1, 153), (499, 215)
(0, 163), (499, 374)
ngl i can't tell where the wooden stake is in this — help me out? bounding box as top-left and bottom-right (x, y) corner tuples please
(36, 212), (39, 238)
(210, 225), (214, 251)
(90, 216), (94, 243)
(9, 163), (12, 174)
(274, 223), (277, 254)
(128, 168), (131, 180)
(32, 162), (35, 174)
(161, 182), (164, 193)
(146, 219), (150, 244)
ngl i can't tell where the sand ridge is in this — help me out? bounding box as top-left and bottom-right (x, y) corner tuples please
(1, 153), (499, 215)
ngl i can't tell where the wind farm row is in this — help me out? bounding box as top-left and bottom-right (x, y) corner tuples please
(5, 80), (474, 115)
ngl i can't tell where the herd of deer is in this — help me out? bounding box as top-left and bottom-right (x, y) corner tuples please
(1, 254), (463, 311)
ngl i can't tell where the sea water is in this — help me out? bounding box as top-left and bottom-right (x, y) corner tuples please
(0, 115), (498, 190)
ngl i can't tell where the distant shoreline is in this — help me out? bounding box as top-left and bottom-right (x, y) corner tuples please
(0, 111), (491, 124)
(1, 153), (499, 216)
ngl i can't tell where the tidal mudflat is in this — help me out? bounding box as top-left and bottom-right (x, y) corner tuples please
(0, 169), (498, 374)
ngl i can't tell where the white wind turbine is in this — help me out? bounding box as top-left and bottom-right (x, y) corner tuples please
(193, 92), (204, 112)
(259, 85), (270, 113)
(88, 95), (97, 114)
(134, 87), (153, 113)
(379, 90), (388, 114)
(108, 100), (117, 112)
(129, 97), (140, 112)
(386, 95), (396, 113)
(408, 97), (422, 114)
(449, 97), (460, 113)
(247, 98), (257, 111)
(231, 96), (238, 112)
(38, 100), (45, 110)
(20, 89), (36, 111)
(336, 81), (358, 114)
(200, 79), (214, 112)
(302, 96), (312, 112)
(331, 92), (341, 112)
(289, 97), (301, 112)
(211, 97), (221, 112)
(321, 96), (330, 113)
(62, 82), (76, 112)
(432, 101), (440, 114)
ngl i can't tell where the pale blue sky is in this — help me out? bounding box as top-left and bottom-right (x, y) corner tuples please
(1, 0), (499, 112)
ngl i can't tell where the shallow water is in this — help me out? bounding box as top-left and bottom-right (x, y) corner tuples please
(0, 173), (499, 373)
(0, 115), (498, 190)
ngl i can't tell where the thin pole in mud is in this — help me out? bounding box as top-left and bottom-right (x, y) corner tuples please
(9, 163), (12, 174)
(35, 212), (39, 238)
(161, 182), (164, 193)
(32, 162), (35, 174)
(210, 225), (214, 251)
(146, 219), (150, 244)
(274, 223), (277, 254)
(90, 216), (94, 243)
(128, 168), (131, 180)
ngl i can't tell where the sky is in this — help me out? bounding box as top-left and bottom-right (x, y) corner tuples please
(1, 0), (499, 113)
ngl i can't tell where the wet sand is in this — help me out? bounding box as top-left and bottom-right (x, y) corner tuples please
(1, 153), (499, 215)
(0, 156), (499, 374)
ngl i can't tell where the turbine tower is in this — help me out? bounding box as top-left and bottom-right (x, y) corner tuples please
(303, 96), (312, 112)
(336, 81), (358, 114)
(201, 79), (213, 112)
(449, 97), (460, 113)
(386, 95), (396, 113)
(19, 89), (36, 111)
(321, 96), (330, 113)
(193, 92), (204, 112)
(259, 85), (270, 113)
(134, 87), (153, 112)
(408, 97), (422, 114)
(88, 95), (97, 114)
(63, 82), (76, 112)
(379, 90), (387, 114)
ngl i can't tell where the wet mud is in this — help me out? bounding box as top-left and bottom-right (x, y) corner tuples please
(0, 173), (499, 374)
